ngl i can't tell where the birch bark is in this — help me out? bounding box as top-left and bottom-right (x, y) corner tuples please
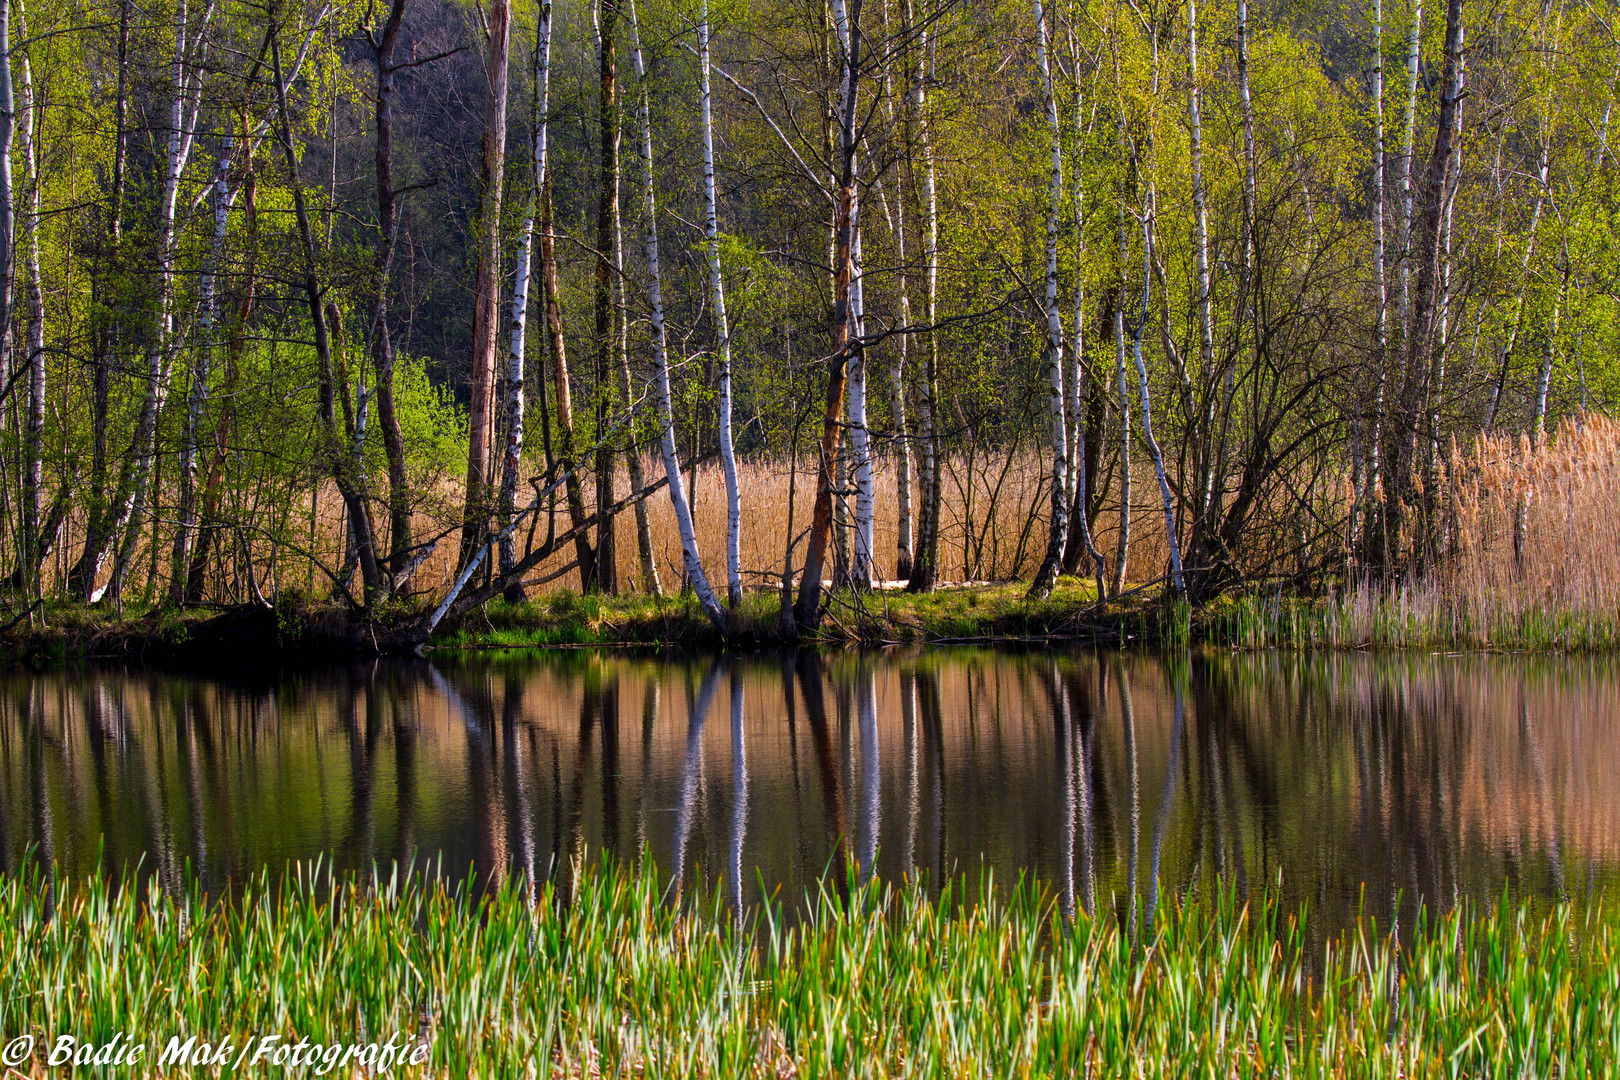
(104, 0), (217, 601)
(627, 0), (727, 632)
(1029, 0), (1069, 598)
(15, 9), (45, 593)
(700, 0), (743, 605)
(794, 0), (863, 627)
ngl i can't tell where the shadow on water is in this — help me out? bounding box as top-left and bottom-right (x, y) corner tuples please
(1, 649), (1615, 939)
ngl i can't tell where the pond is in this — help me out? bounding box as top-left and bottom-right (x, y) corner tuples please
(1, 649), (1614, 936)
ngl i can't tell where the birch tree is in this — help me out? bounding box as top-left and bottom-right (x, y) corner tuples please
(499, 0), (554, 599)
(90, 0), (216, 601)
(627, 0), (726, 633)
(1029, 0), (1070, 598)
(794, 0), (864, 628)
(699, 0), (743, 606)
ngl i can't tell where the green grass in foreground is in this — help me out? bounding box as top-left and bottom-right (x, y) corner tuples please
(1, 863), (1615, 1077)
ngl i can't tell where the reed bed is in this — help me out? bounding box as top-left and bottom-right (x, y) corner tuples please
(1, 860), (1614, 1077)
(1209, 415), (1620, 650)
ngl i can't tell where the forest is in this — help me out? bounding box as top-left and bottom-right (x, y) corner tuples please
(0, 0), (1614, 641)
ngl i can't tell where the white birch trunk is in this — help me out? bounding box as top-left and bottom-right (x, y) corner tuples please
(0, 0), (17, 583)
(16, 11), (44, 592)
(699, 1), (742, 606)
(1367, 0), (1388, 516)
(910, 0), (941, 590)
(1029, 0), (1068, 596)
(169, 148), (234, 601)
(102, 0), (216, 600)
(628, 0), (726, 632)
(499, 0), (552, 587)
(1237, 0), (1257, 271)
(849, 225), (874, 586)
(1186, 0), (1216, 523)
(1396, 0), (1422, 345)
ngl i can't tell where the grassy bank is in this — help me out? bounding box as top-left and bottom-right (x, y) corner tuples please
(0, 862), (1614, 1077)
(8, 574), (1620, 665)
(428, 578), (1170, 650)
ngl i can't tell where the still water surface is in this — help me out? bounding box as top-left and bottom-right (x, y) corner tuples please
(1, 650), (1614, 932)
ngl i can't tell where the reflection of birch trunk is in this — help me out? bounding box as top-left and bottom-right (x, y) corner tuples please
(856, 665), (880, 884)
(499, 0), (553, 596)
(1028, 0), (1068, 598)
(900, 671), (919, 873)
(728, 665), (747, 919)
(672, 663), (724, 899)
(1120, 662), (1139, 947)
(1052, 662), (1077, 923)
(1145, 674), (1183, 933)
(627, 0), (726, 632)
(699, 1), (742, 607)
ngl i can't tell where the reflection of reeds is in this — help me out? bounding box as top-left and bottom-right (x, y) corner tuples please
(3, 859), (1614, 1076)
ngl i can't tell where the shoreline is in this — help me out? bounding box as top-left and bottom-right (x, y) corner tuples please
(1, 579), (1617, 668)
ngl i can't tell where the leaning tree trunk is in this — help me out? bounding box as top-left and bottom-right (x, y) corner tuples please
(627, 0), (726, 633)
(1028, 0), (1069, 599)
(794, 0), (864, 629)
(459, 0), (511, 571)
(499, 0), (553, 601)
(699, 0), (743, 607)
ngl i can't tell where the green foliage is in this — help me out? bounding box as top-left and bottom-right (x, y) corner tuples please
(0, 860), (1615, 1076)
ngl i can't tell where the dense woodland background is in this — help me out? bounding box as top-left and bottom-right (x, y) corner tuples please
(0, 0), (1615, 634)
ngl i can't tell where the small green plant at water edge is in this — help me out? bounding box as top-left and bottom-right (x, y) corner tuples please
(0, 862), (1615, 1078)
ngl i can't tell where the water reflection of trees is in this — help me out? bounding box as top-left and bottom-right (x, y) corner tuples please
(0, 655), (1614, 932)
